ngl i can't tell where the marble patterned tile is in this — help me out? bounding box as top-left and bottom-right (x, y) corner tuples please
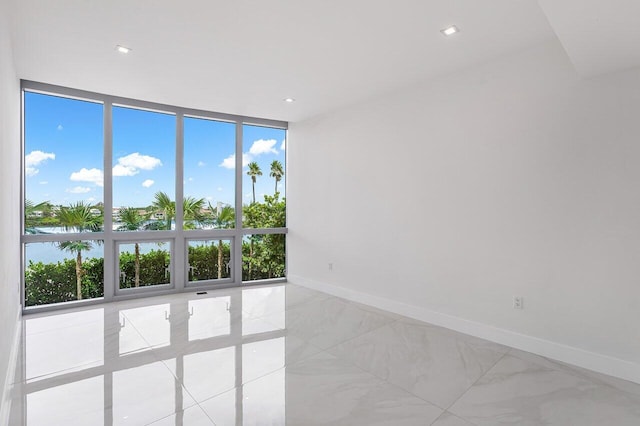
(109, 360), (199, 425)
(162, 333), (323, 404)
(431, 412), (476, 426)
(449, 354), (640, 425)
(329, 318), (508, 408)
(272, 296), (396, 350)
(11, 282), (640, 426)
(13, 307), (156, 384)
(146, 404), (215, 425)
(12, 374), (106, 426)
(200, 352), (443, 426)
(241, 283), (334, 319)
(9, 359), (199, 426)
(508, 348), (640, 397)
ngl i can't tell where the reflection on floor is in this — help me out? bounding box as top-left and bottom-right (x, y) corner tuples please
(7, 283), (640, 425)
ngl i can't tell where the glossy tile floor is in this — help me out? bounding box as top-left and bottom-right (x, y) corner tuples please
(7, 283), (640, 425)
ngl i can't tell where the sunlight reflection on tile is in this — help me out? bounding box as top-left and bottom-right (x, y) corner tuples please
(25, 309), (104, 382)
(26, 375), (103, 425)
(120, 303), (171, 349)
(201, 352), (443, 426)
(188, 297), (231, 340)
(112, 361), (197, 425)
(147, 404), (215, 425)
(177, 346), (237, 403)
(9, 283), (640, 426)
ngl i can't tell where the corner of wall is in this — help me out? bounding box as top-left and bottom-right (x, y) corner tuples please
(0, 1), (23, 422)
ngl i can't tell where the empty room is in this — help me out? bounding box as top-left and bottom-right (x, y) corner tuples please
(1, 0), (639, 425)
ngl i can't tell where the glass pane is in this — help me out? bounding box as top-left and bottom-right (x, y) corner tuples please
(118, 241), (171, 289)
(242, 234), (286, 281)
(242, 125), (286, 228)
(24, 92), (104, 234)
(187, 239), (232, 282)
(112, 106), (175, 231)
(25, 241), (104, 307)
(184, 117), (236, 230)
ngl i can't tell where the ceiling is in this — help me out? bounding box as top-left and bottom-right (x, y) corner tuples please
(5, 1), (639, 122)
(537, 0), (640, 78)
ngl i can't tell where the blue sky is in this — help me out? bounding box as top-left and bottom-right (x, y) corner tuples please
(25, 92), (286, 210)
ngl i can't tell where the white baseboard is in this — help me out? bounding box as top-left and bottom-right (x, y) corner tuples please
(288, 274), (640, 385)
(0, 307), (21, 426)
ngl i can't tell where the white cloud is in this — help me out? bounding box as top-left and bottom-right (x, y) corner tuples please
(39, 181), (48, 185)
(280, 139), (286, 151)
(113, 152), (162, 176)
(66, 186), (91, 194)
(206, 196), (213, 201)
(70, 168), (104, 187)
(188, 177), (193, 182)
(57, 124), (63, 131)
(112, 164), (136, 176)
(249, 139), (278, 155)
(219, 139), (280, 170)
(25, 150), (55, 176)
(217, 187), (223, 191)
(26, 151), (56, 167)
(220, 153), (250, 169)
(197, 161), (206, 167)
(142, 179), (154, 188)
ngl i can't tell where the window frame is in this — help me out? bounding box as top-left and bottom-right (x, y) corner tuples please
(20, 81), (288, 314)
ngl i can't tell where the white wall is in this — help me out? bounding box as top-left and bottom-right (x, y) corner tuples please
(288, 40), (640, 383)
(0, 0), (22, 420)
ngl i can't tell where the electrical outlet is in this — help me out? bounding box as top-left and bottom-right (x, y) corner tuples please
(328, 262), (333, 271)
(513, 296), (523, 310)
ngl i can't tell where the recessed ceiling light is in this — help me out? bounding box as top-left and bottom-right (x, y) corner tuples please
(440, 25), (460, 36)
(283, 98), (296, 103)
(116, 45), (131, 54)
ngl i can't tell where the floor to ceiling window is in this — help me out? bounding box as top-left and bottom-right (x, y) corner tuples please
(21, 81), (287, 310)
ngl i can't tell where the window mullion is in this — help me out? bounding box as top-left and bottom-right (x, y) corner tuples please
(103, 99), (115, 302)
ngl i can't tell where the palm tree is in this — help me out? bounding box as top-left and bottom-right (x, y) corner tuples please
(150, 191), (175, 230)
(269, 160), (284, 194)
(208, 203), (235, 279)
(56, 202), (102, 300)
(150, 192), (205, 230)
(183, 196), (206, 229)
(117, 207), (148, 287)
(247, 162), (262, 203)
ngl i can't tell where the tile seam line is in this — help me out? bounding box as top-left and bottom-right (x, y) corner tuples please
(442, 350), (510, 424)
(320, 321), (453, 412)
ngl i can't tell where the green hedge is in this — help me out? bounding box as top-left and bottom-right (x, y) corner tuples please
(25, 257), (104, 306)
(188, 242), (231, 281)
(25, 244), (237, 306)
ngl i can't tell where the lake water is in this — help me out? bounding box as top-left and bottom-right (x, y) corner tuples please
(26, 226), (165, 264)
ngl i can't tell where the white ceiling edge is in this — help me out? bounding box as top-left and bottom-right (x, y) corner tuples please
(5, 0), (558, 123)
(537, 0), (640, 78)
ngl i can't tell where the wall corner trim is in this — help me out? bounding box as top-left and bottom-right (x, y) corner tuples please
(288, 274), (640, 385)
(0, 306), (22, 426)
